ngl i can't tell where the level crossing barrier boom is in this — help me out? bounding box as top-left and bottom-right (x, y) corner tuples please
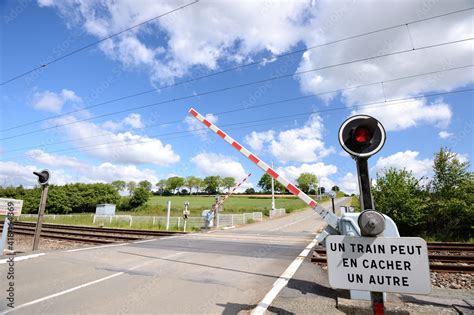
(188, 108), (339, 230)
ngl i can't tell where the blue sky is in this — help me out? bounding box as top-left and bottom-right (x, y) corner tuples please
(1, 0), (473, 193)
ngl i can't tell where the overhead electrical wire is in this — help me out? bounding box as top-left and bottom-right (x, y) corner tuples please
(4, 88), (473, 161)
(1, 6), (472, 132)
(1, 37), (472, 141)
(3, 64), (472, 154)
(0, 1), (200, 86)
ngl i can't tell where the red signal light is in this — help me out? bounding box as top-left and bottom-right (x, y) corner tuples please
(354, 127), (370, 143)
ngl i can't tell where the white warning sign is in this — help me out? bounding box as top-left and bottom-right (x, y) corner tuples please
(326, 235), (431, 294)
(0, 198), (23, 217)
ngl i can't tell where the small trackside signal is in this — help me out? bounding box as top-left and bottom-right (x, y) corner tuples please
(33, 169), (50, 186)
(338, 115), (386, 158)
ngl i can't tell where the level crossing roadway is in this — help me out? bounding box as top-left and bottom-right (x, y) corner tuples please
(1, 197), (350, 314)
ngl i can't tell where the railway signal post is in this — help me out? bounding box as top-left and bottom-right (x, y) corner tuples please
(338, 115), (387, 313)
(334, 115), (431, 314)
(32, 169), (50, 251)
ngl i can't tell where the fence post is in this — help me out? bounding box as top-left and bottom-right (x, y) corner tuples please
(110, 216), (113, 224)
(130, 216), (133, 227)
(152, 217), (156, 226)
(166, 200), (171, 231)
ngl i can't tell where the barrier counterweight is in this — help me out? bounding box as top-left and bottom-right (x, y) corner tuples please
(188, 108), (338, 229)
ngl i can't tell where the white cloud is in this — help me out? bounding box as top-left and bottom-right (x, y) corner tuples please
(245, 130), (275, 152)
(191, 152), (253, 191)
(439, 130), (453, 139)
(191, 152), (247, 179)
(338, 150), (350, 157)
(338, 172), (359, 195)
(26, 149), (85, 168)
(454, 152), (469, 164)
(102, 113), (144, 131)
(351, 98), (452, 131)
(374, 150), (433, 178)
(123, 113), (144, 129)
(38, 0), (54, 7)
(296, 0), (473, 131)
(31, 89), (81, 113)
(2, 152), (160, 187)
(37, 1), (310, 83)
(37, 1), (473, 136)
(277, 162), (338, 181)
(0, 161), (73, 187)
(52, 115), (180, 166)
(245, 114), (335, 164)
(276, 162), (338, 192)
(75, 162), (159, 184)
(185, 113), (218, 140)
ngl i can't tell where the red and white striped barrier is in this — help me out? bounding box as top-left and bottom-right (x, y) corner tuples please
(188, 108), (338, 229)
(218, 173), (252, 207)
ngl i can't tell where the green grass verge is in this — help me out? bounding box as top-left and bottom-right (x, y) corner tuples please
(132, 195), (327, 217)
(14, 215), (190, 231)
(350, 196), (360, 212)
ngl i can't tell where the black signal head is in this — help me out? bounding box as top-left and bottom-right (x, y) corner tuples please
(33, 169), (50, 186)
(338, 115), (386, 159)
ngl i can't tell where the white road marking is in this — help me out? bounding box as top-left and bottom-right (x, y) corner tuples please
(133, 238), (157, 244)
(269, 212), (316, 231)
(222, 226), (235, 230)
(250, 232), (321, 315)
(0, 253), (45, 264)
(3, 252), (184, 314)
(65, 242), (128, 253)
(64, 235), (184, 253)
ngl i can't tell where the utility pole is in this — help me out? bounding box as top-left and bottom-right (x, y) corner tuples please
(271, 161), (275, 211)
(32, 170), (50, 251)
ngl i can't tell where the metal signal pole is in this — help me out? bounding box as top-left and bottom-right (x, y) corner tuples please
(32, 184), (49, 251)
(356, 157), (385, 314)
(32, 170), (50, 251)
(338, 115), (387, 315)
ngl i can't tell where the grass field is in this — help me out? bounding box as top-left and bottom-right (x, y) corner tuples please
(14, 214), (189, 231)
(129, 195), (328, 217)
(350, 196), (360, 212)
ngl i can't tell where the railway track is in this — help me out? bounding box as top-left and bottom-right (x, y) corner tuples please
(311, 244), (474, 273)
(0, 221), (186, 244)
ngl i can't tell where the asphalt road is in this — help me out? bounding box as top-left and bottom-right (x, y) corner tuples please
(0, 198), (349, 314)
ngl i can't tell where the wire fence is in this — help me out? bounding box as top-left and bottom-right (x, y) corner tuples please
(268, 208), (286, 219)
(18, 212), (265, 231)
(216, 212), (263, 227)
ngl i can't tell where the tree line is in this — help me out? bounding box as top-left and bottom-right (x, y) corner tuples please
(373, 148), (473, 241)
(110, 176), (239, 196)
(0, 172), (341, 215)
(113, 172), (338, 196)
